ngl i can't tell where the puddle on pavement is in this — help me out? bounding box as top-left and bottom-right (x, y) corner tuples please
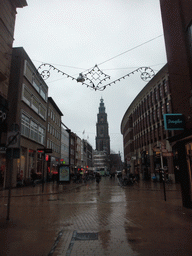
(109, 195), (126, 203)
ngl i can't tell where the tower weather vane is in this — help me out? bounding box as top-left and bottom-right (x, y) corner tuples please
(38, 63), (155, 91)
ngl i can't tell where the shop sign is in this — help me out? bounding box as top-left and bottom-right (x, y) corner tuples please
(164, 114), (185, 130)
(37, 148), (53, 154)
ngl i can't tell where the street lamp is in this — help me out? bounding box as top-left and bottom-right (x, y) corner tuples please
(38, 63), (155, 91)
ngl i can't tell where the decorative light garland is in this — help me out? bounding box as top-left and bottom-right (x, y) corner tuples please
(38, 63), (155, 91)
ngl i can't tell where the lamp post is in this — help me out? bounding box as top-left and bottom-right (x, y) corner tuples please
(38, 63), (155, 91)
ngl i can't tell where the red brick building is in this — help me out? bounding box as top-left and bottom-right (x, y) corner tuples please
(160, 0), (192, 208)
(121, 65), (176, 182)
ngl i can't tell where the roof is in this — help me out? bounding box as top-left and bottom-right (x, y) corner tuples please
(48, 97), (63, 116)
(13, 0), (28, 7)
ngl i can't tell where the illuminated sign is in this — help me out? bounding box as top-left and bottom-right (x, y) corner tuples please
(164, 114), (185, 130)
(59, 165), (70, 182)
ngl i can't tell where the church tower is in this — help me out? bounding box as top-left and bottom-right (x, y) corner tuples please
(96, 98), (110, 155)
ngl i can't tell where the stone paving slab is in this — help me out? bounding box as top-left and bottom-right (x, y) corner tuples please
(0, 178), (192, 256)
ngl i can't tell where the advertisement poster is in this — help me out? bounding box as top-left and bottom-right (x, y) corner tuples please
(59, 165), (70, 182)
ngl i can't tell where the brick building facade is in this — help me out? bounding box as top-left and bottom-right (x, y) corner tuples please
(160, 0), (192, 208)
(0, 0), (27, 187)
(121, 65), (176, 181)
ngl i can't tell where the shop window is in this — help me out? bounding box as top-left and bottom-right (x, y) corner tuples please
(28, 150), (35, 177)
(37, 153), (43, 174)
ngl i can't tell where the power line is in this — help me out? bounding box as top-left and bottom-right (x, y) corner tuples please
(33, 34), (163, 74)
(98, 34), (163, 66)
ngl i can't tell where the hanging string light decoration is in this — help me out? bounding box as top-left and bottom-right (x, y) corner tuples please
(38, 63), (155, 91)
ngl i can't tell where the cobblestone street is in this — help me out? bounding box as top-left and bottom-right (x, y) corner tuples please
(0, 177), (192, 256)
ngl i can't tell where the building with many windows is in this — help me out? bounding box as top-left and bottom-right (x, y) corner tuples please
(46, 97), (63, 179)
(121, 65), (176, 181)
(160, 0), (192, 207)
(7, 47), (48, 186)
(75, 135), (81, 169)
(93, 150), (109, 173)
(81, 140), (93, 170)
(0, 0), (27, 187)
(70, 132), (76, 172)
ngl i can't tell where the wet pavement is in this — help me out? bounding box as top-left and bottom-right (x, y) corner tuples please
(0, 178), (192, 256)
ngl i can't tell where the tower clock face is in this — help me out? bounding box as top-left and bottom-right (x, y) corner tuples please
(100, 117), (104, 123)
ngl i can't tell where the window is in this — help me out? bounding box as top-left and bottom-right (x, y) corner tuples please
(147, 95), (149, 109)
(21, 113), (45, 145)
(165, 99), (170, 113)
(163, 79), (167, 95)
(162, 104), (165, 115)
(21, 114), (30, 137)
(149, 92), (152, 106)
(31, 97), (39, 113)
(32, 78), (40, 93)
(154, 88), (158, 103)
(158, 84), (162, 100)
(23, 86), (31, 105)
(40, 88), (46, 101)
(157, 107), (160, 120)
(30, 120), (38, 141)
(188, 24), (192, 59)
(24, 60), (33, 83)
(39, 104), (46, 120)
(39, 126), (45, 144)
(22, 84), (46, 120)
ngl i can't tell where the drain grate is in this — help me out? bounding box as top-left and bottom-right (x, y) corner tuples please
(66, 231), (98, 256)
(75, 232), (98, 241)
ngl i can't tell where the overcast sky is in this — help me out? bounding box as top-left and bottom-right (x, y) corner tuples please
(13, 0), (167, 159)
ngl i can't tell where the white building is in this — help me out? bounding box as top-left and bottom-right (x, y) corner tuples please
(61, 126), (69, 165)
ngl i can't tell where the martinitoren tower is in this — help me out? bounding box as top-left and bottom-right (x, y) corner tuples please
(96, 98), (110, 155)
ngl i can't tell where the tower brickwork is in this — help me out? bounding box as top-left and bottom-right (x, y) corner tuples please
(96, 98), (110, 155)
